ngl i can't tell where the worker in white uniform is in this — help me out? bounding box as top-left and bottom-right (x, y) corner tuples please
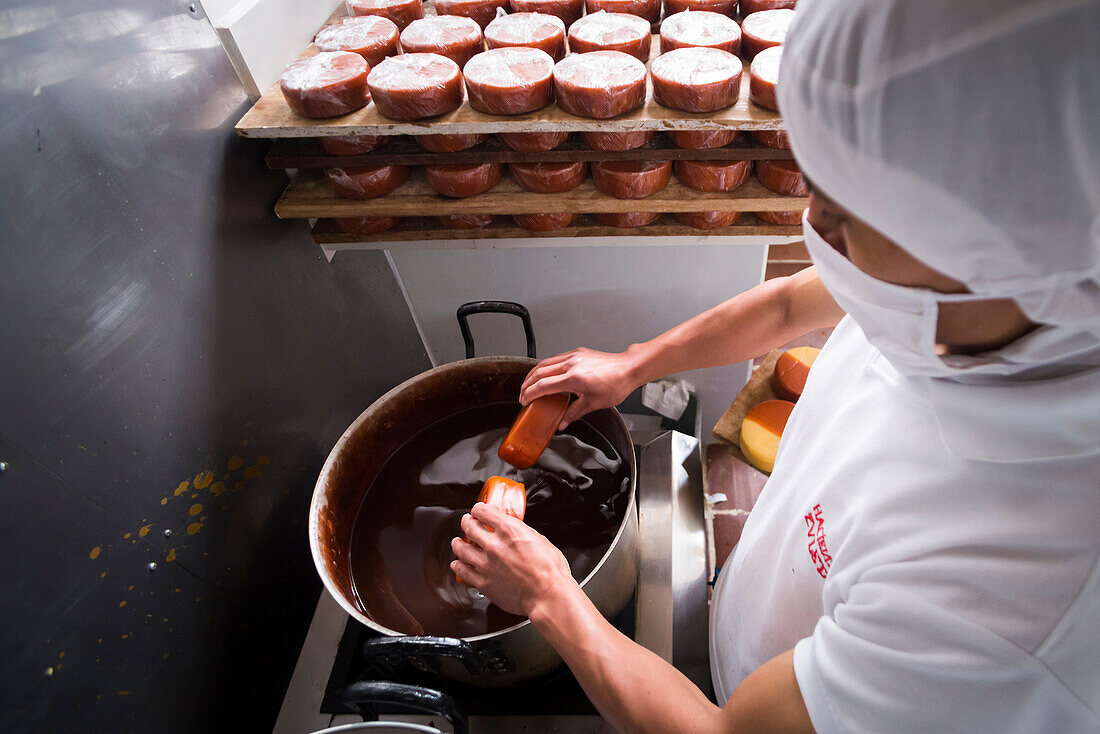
(451, 1), (1100, 731)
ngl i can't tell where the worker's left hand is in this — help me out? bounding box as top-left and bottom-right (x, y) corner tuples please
(451, 502), (575, 618)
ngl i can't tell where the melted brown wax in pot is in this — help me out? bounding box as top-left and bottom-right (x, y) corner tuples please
(348, 402), (630, 638)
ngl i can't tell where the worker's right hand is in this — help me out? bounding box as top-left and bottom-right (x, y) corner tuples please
(519, 347), (640, 430)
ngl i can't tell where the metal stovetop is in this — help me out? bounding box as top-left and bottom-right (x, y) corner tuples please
(273, 429), (710, 734)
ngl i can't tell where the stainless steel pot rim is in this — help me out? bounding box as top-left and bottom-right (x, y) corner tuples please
(310, 722), (443, 734)
(309, 355), (638, 643)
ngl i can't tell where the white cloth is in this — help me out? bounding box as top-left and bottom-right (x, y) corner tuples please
(777, 0), (1100, 374)
(710, 317), (1100, 733)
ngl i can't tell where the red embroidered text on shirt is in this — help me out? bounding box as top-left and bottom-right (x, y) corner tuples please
(804, 503), (832, 579)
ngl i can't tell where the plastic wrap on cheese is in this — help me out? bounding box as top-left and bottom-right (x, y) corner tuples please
(320, 134), (386, 155)
(659, 10), (741, 54)
(512, 212), (575, 231)
(581, 130), (654, 151)
(485, 11), (567, 61)
(664, 0), (735, 17)
(436, 213), (496, 228)
(346, 0), (424, 30)
(668, 129), (739, 149)
(739, 0), (796, 15)
(595, 211), (661, 227)
(674, 158), (752, 192)
(567, 11), (651, 61)
(591, 160), (672, 198)
(749, 129), (790, 149)
(756, 209), (802, 225)
(325, 165), (410, 198)
(280, 51), (371, 119)
(367, 53), (465, 120)
(400, 15), (485, 68)
(674, 210), (742, 229)
(463, 47), (556, 114)
(749, 44), (781, 110)
(315, 16), (401, 67)
(552, 50), (647, 119)
(740, 8), (794, 59)
(336, 215), (401, 234)
(499, 130), (571, 151)
(509, 161), (588, 193)
(435, 0), (512, 29)
(584, 0), (661, 23)
(424, 162), (504, 197)
(417, 132), (489, 152)
(509, 0), (584, 26)
(651, 46), (742, 113)
(755, 158), (807, 196)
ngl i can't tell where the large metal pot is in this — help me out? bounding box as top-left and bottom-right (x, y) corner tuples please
(309, 302), (638, 687)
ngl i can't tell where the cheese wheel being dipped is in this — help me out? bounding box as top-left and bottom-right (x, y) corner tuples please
(740, 399), (794, 473)
(457, 475), (527, 584)
(772, 346), (820, 402)
(499, 393), (571, 469)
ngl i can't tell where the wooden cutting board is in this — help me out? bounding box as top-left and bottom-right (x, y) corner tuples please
(712, 349), (784, 470)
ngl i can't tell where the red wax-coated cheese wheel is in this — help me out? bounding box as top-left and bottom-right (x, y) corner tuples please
(400, 16), (484, 68)
(553, 51), (647, 118)
(567, 12), (652, 62)
(280, 51), (371, 119)
(584, 0), (661, 23)
(668, 129), (739, 149)
(437, 213), (495, 228)
(756, 158), (807, 196)
(424, 162), (504, 197)
(651, 46), (742, 113)
(485, 12), (567, 60)
(510, 0), (584, 26)
(315, 16), (401, 67)
(320, 134), (385, 155)
(675, 210), (742, 228)
(595, 211), (661, 227)
(347, 0), (424, 30)
(509, 161), (587, 193)
(417, 132), (488, 152)
(749, 45), (781, 110)
(772, 346), (820, 402)
(665, 0), (735, 17)
(750, 129), (790, 149)
(336, 215), (400, 234)
(582, 130), (654, 151)
(740, 8), (794, 59)
(368, 53), (465, 120)
(325, 165), (410, 198)
(591, 160), (672, 198)
(436, 0), (511, 29)
(499, 130), (571, 151)
(513, 212), (575, 231)
(675, 158), (751, 192)
(740, 0), (796, 15)
(464, 48), (555, 114)
(740, 399), (794, 473)
(756, 209), (802, 225)
(659, 10), (741, 53)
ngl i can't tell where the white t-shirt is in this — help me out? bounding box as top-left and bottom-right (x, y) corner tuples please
(710, 316), (1100, 733)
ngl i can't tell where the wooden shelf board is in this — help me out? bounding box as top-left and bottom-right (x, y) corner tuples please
(265, 134), (795, 168)
(276, 169), (808, 218)
(311, 213), (802, 247)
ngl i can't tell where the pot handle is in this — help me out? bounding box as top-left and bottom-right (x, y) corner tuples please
(360, 636), (483, 675)
(456, 301), (537, 359)
(335, 680), (467, 734)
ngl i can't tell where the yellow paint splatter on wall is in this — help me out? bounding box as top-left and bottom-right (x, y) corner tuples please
(210, 481), (226, 497)
(139, 525), (152, 537)
(166, 548), (176, 562)
(189, 503), (202, 516)
(124, 533), (131, 539)
(160, 497), (168, 505)
(257, 456), (270, 466)
(187, 523), (201, 536)
(243, 466), (261, 479)
(89, 546), (101, 560)
(174, 481), (189, 497)
(194, 471), (213, 489)
(119, 601), (127, 608)
(227, 456), (243, 471)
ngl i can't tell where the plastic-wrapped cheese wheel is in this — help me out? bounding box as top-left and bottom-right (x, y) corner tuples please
(320, 134), (385, 155)
(567, 12), (652, 62)
(739, 399), (794, 473)
(315, 16), (401, 67)
(756, 209), (802, 225)
(424, 162), (504, 197)
(513, 212), (574, 231)
(509, 161), (587, 193)
(325, 165), (410, 198)
(740, 0), (796, 15)
(749, 45), (781, 110)
(437, 213), (495, 228)
(400, 16), (484, 68)
(498, 131), (571, 151)
(675, 210), (742, 229)
(435, 0), (511, 29)
(463, 47), (555, 114)
(756, 158), (807, 196)
(772, 346), (820, 402)
(584, 0), (661, 23)
(417, 132), (488, 152)
(510, 0), (584, 26)
(368, 53), (465, 120)
(740, 8), (794, 59)
(591, 160), (672, 198)
(336, 215), (400, 234)
(659, 10), (740, 54)
(347, 0), (424, 30)
(581, 130), (654, 151)
(668, 129), (739, 149)
(651, 46), (742, 113)
(486, 12), (568, 61)
(280, 51), (371, 118)
(553, 51), (647, 119)
(750, 129), (790, 149)
(595, 211), (661, 227)
(664, 0), (735, 17)
(675, 159), (751, 192)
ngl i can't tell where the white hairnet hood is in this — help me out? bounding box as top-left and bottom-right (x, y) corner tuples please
(778, 0), (1100, 376)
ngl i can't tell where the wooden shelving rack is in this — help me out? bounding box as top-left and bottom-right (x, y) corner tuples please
(235, 5), (806, 247)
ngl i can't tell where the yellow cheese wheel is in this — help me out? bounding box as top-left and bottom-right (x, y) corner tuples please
(740, 399), (795, 473)
(772, 346), (821, 402)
